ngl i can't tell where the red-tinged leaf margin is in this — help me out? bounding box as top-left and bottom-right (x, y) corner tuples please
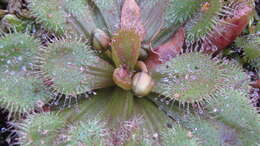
(145, 27), (185, 70)
(202, 2), (253, 53)
(121, 0), (146, 40)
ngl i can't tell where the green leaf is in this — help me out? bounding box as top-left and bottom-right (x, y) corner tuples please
(60, 118), (107, 146)
(28, 0), (67, 34)
(28, 0), (97, 37)
(150, 98), (245, 146)
(235, 34), (260, 61)
(16, 112), (65, 145)
(164, 0), (203, 27)
(162, 125), (200, 146)
(0, 32), (40, 70)
(133, 96), (170, 133)
(151, 0), (191, 47)
(111, 29), (141, 70)
(63, 0), (96, 38)
(152, 52), (250, 104)
(138, 0), (168, 42)
(150, 73), (259, 146)
(207, 88), (260, 145)
(185, 0), (224, 42)
(57, 88), (171, 144)
(36, 38), (114, 97)
(221, 61), (250, 92)
(1, 14), (28, 32)
(0, 32), (48, 115)
(93, 0), (121, 33)
(60, 87), (170, 129)
(0, 73), (49, 114)
(152, 52), (226, 104)
(105, 87), (134, 127)
(184, 117), (243, 146)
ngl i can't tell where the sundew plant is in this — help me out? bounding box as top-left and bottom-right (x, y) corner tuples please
(0, 0), (259, 145)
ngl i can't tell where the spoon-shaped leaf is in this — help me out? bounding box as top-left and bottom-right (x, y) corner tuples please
(36, 38), (114, 97)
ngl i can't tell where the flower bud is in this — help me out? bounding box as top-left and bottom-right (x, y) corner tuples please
(113, 67), (132, 90)
(132, 72), (155, 97)
(93, 29), (110, 50)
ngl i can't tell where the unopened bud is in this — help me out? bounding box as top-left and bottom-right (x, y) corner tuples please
(93, 29), (110, 50)
(132, 72), (154, 97)
(113, 67), (132, 90)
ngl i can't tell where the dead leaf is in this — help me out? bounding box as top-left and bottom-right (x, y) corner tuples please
(145, 27), (185, 70)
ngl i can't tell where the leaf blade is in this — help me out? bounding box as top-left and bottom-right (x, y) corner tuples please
(121, 0), (145, 40)
(111, 29), (141, 70)
(145, 27), (184, 70)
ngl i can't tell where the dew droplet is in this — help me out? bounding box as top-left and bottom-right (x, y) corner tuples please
(6, 60), (11, 64)
(17, 56), (23, 61)
(10, 71), (15, 75)
(80, 66), (84, 71)
(152, 133), (159, 139)
(0, 128), (7, 133)
(160, 98), (165, 102)
(21, 66), (27, 71)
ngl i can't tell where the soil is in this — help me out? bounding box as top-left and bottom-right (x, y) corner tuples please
(256, 0), (260, 16)
(0, 109), (11, 145)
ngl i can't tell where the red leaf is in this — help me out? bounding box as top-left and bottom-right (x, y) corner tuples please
(203, 3), (253, 53)
(251, 79), (260, 89)
(121, 0), (145, 40)
(145, 27), (185, 70)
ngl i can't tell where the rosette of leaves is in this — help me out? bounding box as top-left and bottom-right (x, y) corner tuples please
(0, 0), (259, 145)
